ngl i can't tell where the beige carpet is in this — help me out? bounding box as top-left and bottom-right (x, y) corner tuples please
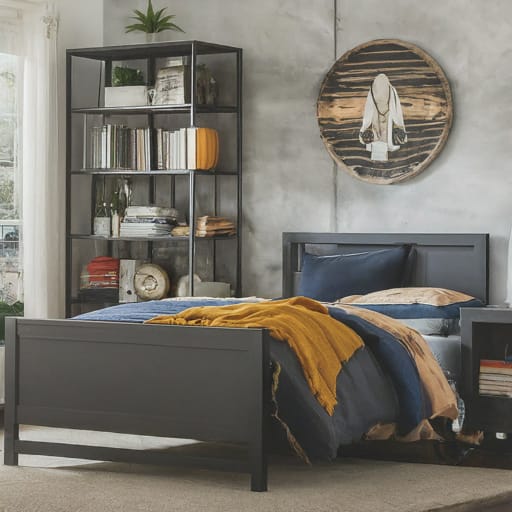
(1, 426), (512, 512)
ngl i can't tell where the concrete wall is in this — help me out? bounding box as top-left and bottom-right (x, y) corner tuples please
(102, 0), (511, 302)
(103, 0), (335, 298)
(335, 0), (512, 304)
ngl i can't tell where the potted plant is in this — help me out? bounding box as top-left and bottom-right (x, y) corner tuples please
(125, 0), (185, 43)
(105, 66), (148, 107)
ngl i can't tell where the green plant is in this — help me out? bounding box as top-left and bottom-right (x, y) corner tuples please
(112, 66), (145, 87)
(125, 0), (184, 34)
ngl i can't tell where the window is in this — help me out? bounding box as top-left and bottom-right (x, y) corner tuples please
(0, 51), (21, 305)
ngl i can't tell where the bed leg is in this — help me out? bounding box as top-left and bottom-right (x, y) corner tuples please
(4, 317), (19, 466)
(249, 332), (270, 492)
(4, 422), (18, 466)
(250, 445), (268, 492)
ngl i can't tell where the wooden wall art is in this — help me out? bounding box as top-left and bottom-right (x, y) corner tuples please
(317, 39), (453, 184)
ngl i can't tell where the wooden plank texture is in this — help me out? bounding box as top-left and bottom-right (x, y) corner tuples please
(317, 39), (453, 184)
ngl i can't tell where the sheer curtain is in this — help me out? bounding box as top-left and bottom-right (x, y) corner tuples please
(0, 1), (62, 318)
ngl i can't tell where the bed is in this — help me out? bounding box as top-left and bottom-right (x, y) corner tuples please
(3, 233), (489, 491)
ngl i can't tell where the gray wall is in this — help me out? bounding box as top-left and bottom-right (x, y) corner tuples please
(103, 0), (511, 303)
(335, 0), (512, 305)
(103, 0), (335, 298)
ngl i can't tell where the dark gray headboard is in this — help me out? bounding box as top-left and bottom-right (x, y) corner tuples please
(282, 233), (489, 303)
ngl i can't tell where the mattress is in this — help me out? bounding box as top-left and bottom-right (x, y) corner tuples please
(423, 334), (461, 383)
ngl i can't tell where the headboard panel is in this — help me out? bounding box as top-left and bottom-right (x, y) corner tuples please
(282, 233), (489, 303)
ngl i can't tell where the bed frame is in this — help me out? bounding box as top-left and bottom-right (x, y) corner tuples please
(4, 233), (489, 491)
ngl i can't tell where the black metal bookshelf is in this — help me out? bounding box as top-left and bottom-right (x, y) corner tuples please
(66, 41), (242, 317)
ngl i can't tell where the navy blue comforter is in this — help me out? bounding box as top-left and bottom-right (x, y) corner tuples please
(75, 298), (429, 460)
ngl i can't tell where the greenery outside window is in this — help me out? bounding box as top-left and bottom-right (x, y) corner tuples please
(0, 51), (23, 327)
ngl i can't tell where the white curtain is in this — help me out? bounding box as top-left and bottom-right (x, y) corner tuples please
(0, 1), (62, 318)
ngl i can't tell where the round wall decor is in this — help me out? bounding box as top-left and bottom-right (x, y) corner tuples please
(317, 39), (453, 184)
(134, 264), (170, 301)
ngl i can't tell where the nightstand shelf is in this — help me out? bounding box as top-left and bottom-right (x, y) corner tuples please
(461, 307), (512, 433)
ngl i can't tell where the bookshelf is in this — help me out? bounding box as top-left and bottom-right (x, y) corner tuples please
(461, 308), (512, 434)
(66, 41), (242, 317)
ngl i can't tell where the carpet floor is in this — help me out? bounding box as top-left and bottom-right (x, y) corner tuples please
(1, 426), (512, 512)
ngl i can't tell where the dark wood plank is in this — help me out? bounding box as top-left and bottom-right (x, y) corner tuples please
(7, 318), (272, 491)
(317, 39), (453, 184)
(15, 440), (249, 473)
(282, 233), (489, 304)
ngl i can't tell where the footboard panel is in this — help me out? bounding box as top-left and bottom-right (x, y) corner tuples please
(4, 317), (272, 490)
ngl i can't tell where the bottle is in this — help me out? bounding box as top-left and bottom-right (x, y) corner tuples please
(448, 379), (465, 433)
(111, 207), (120, 238)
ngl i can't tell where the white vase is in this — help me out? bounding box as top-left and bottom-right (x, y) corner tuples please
(145, 32), (157, 44)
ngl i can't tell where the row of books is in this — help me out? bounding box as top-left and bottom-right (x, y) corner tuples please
(479, 359), (512, 398)
(87, 125), (219, 171)
(155, 127), (219, 171)
(89, 125), (152, 171)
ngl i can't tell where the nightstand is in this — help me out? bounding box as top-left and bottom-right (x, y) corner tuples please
(461, 307), (512, 433)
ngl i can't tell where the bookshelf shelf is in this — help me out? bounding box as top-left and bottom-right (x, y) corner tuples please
(68, 40), (238, 61)
(69, 234), (238, 242)
(72, 105), (238, 115)
(71, 169), (239, 176)
(461, 307), (512, 434)
(66, 41), (243, 317)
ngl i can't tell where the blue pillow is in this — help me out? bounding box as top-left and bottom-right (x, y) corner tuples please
(298, 246), (412, 302)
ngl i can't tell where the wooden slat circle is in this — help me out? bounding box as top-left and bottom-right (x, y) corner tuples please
(317, 39), (453, 184)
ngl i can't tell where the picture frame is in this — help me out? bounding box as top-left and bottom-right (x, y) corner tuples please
(153, 64), (190, 105)
(317, 39), (453, 184)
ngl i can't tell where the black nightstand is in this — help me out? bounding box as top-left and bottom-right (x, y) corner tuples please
(461, 307), (512, 433)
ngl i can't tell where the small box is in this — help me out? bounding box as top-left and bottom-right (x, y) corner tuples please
(119, 259), (143, 303)
(194, 281), (231, 298)
(104, 86), (148, 107)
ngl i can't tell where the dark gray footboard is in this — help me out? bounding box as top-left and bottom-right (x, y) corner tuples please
(4, 317), (272, 491)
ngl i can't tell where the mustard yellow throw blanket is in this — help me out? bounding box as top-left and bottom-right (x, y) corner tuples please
(331, 303), (458, 423)
(145, 296), (363, 415)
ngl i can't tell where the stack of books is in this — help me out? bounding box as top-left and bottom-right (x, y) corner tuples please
(479, 359), (512, 398)
(120, 206), (179, 238)
(79, 256), (120, 303)
(156, 127), (219, 171)
(89, 124), (152, 170)
(195, 216), (236, 238)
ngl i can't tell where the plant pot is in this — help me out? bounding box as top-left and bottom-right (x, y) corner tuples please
(146, 32), (157, 43)
(104, 86), (149, 107)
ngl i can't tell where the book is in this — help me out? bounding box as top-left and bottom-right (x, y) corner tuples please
(479, 392), (512, 398)
(195, 215), (236, 237)
(480, 359), (512, 370)
(479, 373), (512, 382)
(179, 128), (187, 170)
(186, 127), (197, 169)
(156, 128), (162, 170)
(479, 381), (512, 390)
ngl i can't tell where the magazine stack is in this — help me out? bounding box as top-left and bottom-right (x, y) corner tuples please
(120, 206), (179, 237)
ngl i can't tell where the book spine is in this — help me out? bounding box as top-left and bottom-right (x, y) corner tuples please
(179, 127), (187, 170)
(156, 128), (163, 170)
(130, 129), (136, 170)
(186, 127), (197, 170)
(145, 127), (150, 171)
(480, 359), (512, 369)
(101, 126), (107, 169)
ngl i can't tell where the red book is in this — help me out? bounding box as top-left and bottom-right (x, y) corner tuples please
(480, 360), (512, 369)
